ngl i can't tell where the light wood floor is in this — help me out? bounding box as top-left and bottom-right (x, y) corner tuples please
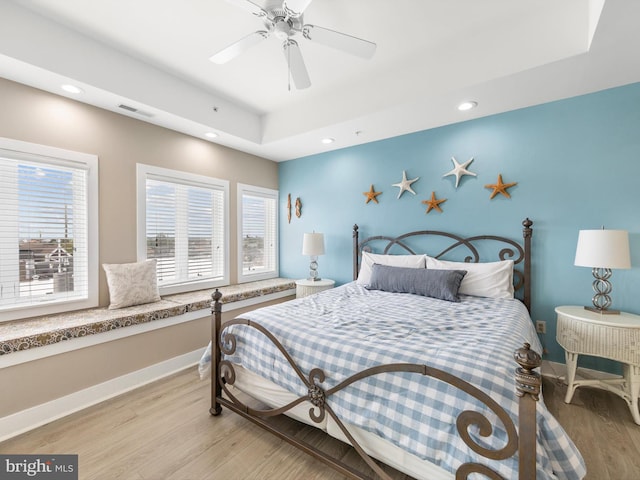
(2, 368), (639, 480)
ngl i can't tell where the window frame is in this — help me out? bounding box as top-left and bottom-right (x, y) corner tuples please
(136, 164), (230, 295)
(0, 137), (99, 323)
(237, 183), (279, 284)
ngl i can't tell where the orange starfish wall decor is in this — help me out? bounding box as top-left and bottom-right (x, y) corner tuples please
(422, 191), (447, 214)
(363, 184), (382, 204)
(485, 174), (517, 199)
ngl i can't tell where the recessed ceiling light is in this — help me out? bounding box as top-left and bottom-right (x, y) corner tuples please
(204, 132), (218, 139)
(458, 101), (478, 111)
(61, 84), (84, 94)
(321, 137), (335, 144)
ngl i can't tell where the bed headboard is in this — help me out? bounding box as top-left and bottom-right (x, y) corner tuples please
(353, 218), (533, 311)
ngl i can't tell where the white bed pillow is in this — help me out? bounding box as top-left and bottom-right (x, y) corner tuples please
(425, 257), (514, 299)
(357, 252), (426, 286)
(103, 259), (161, 309)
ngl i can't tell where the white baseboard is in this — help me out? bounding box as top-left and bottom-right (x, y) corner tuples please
(0, 347), (205, 443)
(542, 359), (566, 379)
(541, 359), (620, 381)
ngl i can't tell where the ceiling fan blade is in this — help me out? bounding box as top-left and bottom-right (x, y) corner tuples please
(282, 0), (313, 18)
(283, 39), (311, 89)
(209, 31), (269, 64)
(225, 0), (267, 17)
(303, 24), (376, 59)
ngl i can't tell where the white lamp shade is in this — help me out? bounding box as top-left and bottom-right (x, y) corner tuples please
(302, 232), (325, 256)
(574, 229), (631, 269)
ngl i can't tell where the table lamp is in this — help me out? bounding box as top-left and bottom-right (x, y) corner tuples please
(574, 228), (631, 314)
(302, 232), (325, 281)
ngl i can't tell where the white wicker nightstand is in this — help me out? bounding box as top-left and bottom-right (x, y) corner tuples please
(555, 305), (640, 425)
(295, 279), (335, 299)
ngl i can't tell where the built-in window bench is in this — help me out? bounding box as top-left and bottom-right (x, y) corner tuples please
(0, 278), (296, 358)
(0, 278), (296, 441)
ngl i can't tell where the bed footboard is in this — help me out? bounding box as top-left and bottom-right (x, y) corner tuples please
(209, 290), (542, 480)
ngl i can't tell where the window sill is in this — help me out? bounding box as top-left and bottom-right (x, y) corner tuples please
(0, 278), (296, 362)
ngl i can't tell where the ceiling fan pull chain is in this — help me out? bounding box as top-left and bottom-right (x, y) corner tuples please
(287, 41), (291, 92)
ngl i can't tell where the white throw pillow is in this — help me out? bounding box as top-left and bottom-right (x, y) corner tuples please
(357, 252), (426, 286)
(425, 257), (514, 299)
(103, 259), (161, 309)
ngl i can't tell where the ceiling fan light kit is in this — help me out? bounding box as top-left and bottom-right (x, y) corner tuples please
(211, 0), (377, 90)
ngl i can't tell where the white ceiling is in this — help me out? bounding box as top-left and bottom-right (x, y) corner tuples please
(1, 0), (639, 161)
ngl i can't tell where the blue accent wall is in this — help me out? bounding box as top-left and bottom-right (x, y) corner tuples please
(278, 82), (640, 372)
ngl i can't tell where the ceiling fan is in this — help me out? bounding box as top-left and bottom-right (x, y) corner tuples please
(210, 0), (377, 90)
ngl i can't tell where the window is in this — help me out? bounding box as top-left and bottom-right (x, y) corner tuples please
(0, 137), (98, 322)
(237, 184), (278, 283)
(137, 164), (229, 295)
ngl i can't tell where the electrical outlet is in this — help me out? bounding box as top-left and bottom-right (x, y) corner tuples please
(536, 320), (546, 334)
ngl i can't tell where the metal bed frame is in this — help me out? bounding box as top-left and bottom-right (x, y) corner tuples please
(210, 218), (541, 479)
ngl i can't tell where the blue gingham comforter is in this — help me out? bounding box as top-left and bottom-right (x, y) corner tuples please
(200, 282), (586, 480)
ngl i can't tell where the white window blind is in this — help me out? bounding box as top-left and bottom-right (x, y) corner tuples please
(0, 138), (98, 322)
(137, 164), (229, 294)
(238, 184), (278, 283)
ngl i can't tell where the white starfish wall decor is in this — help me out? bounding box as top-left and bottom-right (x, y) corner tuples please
(392, 170), (419, 198)
(443, 157), (477, 188)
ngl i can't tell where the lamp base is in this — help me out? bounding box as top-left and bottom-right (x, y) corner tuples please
(586, 267), (620, 314)
(307, 256), (322, 282)
(584, 306), (620, 315)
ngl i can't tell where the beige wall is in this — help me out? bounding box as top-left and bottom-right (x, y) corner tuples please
(0, 78), (290, 422)
(0, 77), (278, 306)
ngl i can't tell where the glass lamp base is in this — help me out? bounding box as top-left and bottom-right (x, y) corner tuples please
(308, 257), (321, 281)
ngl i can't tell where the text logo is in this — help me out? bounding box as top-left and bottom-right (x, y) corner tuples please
(0, 455), (77, 480)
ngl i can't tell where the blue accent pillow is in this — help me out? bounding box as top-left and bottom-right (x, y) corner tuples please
(366, 264), (467, 302)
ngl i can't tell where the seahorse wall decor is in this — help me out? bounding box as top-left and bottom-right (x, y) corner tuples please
(295, 197), (302, 218)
